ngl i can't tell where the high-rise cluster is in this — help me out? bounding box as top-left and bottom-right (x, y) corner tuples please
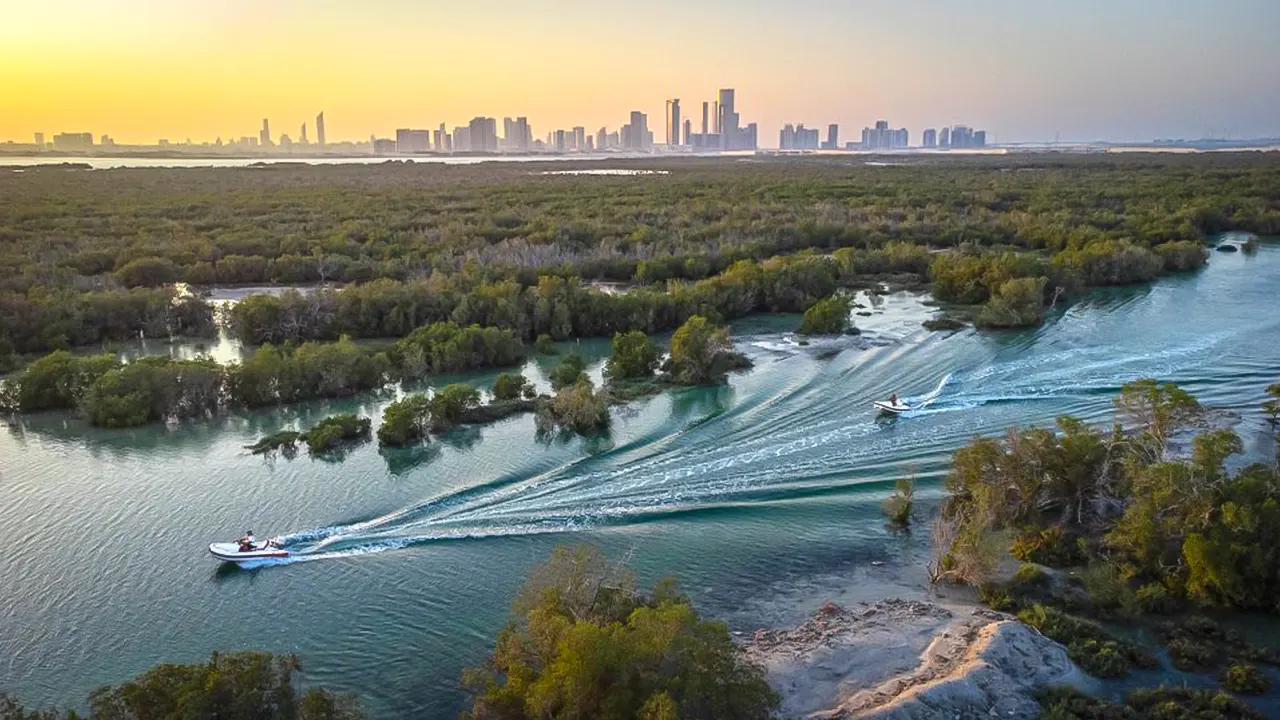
(922, 125), (986, 149)
(682, 89), (758, 151)
(862, 121), (909, 150)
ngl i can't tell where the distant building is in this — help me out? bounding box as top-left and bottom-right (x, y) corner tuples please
(821, 124), (839, 150)
(53, 132), (93, 152)
(939, 126), (950, 148)
(780, 124), (819, 150)
(299, 122), (309, 144)
(586, 136), (594, 152)
(701, 102), (710, 135)
(622, 111), (650, 150)
(452, 126), (471, 152)
(315, 112), (326, 146)
(717, 89), (738, 150)
(396, 128), (431, 153)
(597, 127), (608, 151)
(666, 98), (681, 147)
(468, 117), (498, 152)
(974, 130), (987, 147)
(513, 117), (531, 151)
(682, 118), (692, 147)
(33, 132), (44, 148)
(372, 137), (396, 154)
(861, 120), (908, 150)
(922, 128), (937, 148)
(260, 119), (272, 148)
(279, 133), (292, 150)
(573, 126), (586, 151)
(100, 134), (115, 147)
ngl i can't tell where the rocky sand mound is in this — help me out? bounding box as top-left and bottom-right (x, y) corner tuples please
(743, 599), (1083, 719)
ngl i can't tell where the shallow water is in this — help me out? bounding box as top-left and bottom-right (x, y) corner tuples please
(2, 242), (1278, 716)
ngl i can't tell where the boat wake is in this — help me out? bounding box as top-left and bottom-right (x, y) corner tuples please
(242, 310), (1241, 568)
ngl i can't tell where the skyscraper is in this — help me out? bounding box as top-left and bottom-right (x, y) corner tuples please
(315, 112), (326, 146)
(623, 111), (649, 150)
(666, 99), (681, 147)
(701, 102), (709, 135)
(717, 89), (738, 150)
(682, 118), (692, 147)
(939, 126), (950, 148)
(469, 117), (498, 152)
(597, 127), (608, 151)
(260, 119), (272, 147)
(823, 124), (839, 150)
(515, 117), (531, 151)
(922, 128), (937, 148)
(573, 126), (586, 151)
(396, 128), (431, 153)
(300, 122), (308, 144)
(33, 132), (44, 147)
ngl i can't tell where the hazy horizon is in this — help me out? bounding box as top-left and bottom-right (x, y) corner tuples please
(3, 0), (1279, 146)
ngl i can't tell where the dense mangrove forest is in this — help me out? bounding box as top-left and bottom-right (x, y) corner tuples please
(1, 154), (1276, 361)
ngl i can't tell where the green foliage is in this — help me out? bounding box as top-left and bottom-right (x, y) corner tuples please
(89, 651), (363, 720)
(1263, 382), (1280, 424)
(605, 331), (661, 380)
(429, 384), (482, 431)
(1010, 526), (1085, 567)
(537, 377), (610, 435)
(460, 545), (779, 720)
(922, 317), (966, 332)
(377, 394), (432, 447)
(1012, 563), (1048, 588)
(534, 334), (557, 355)
(0, 351), (117, 413)
(1155, 240), (1209, 272)
(665, 315), (749, 386)
(1159, 616), (1278, 673)
(491, 372), (531, 402)
(1134, 583), (1178, 614)
(1036, 685), (1264, 720)
(1016, 604), (1157, 678)
(1223, 663), (1272, 694)
(935, 379), (1280, 620)
(245, 430), (301, 456)
(0, 288), (214, 356)
(976, 276), (1047, 328)
(798, 295), (851, 335)
(113, 256), (179, 288)
(304, 414), (372, 455)
(1052, 239), (1163, 286)
(4, 156), (1269, 353)
(547, 352), (587, 390)
(0, 651), (363, 720)
(394, 322), (524, 379)
(882, 477), (914, 527)
(80, 357), (224, 428)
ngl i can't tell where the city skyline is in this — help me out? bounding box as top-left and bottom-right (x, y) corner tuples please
(3, 0), (1278, 145)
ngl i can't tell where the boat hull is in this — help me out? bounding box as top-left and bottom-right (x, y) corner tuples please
(208, 542), (289, 562)
(873, 401), (911, 414)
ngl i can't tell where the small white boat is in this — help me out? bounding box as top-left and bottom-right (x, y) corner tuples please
(208, 540), (289, 563)
(873, 399), (912, 414)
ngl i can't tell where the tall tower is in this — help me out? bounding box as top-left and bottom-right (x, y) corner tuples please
(300, 122), (308, 144)
(315, 112), (326, 146)
(717, 89), (736, 149)
(666, 99), (681, 147)
(260, 118), (272, 147)
(701, 102), (709, 135)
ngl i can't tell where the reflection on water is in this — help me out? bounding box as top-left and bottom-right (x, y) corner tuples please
(1, 242), (1278, 717)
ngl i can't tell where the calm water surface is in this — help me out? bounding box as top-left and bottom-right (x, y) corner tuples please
(2, 243), (1278, 716)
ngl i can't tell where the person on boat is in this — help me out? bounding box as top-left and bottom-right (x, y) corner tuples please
(237, 531), (256, 552)
(889, 393), (899, 407)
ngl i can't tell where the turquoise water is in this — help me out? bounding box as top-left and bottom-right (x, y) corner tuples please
(2, 244), (1278, 716)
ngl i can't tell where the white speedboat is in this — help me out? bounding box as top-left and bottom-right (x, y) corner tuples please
(873, 399), (911, 414)
(208, 540), (289, 563)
